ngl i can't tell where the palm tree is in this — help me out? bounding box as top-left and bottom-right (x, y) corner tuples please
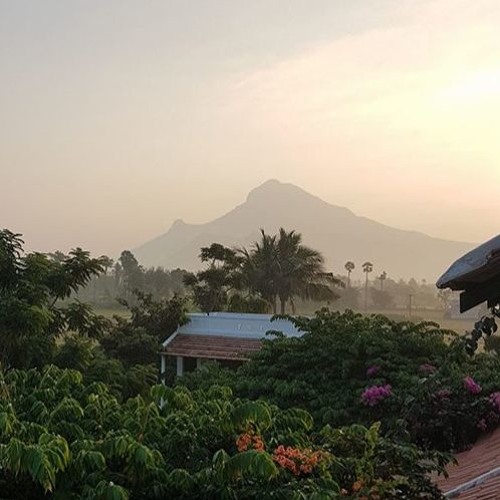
(345, 261), (355, 288)
(362, 262), (373, 311)
(238, 231), (280, 313)
(273, 229), (327, 314)
(100, 256), (114, 276)
(240, 228), (343, 314)
(378, 271), (387, 291)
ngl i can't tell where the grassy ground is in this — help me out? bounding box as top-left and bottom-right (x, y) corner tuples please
(94, 307), (131, 320)
(367, 308), (474, 334)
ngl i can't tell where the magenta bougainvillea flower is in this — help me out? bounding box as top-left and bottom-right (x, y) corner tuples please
(361, 384), (392, 406)
(366, 365), (381, 377)
(489, 392), (500, 411)
(477, 419), (488, 431)
(435, 389), (452, 400)
(463, 376), (482, 394)
(419, 363), (437, 375)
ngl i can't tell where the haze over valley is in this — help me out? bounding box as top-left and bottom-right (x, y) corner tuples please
(135, 179), (473, 280)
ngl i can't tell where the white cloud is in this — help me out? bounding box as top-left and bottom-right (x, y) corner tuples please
(223, 0), (500, 163)
(209, 0), (500, 242)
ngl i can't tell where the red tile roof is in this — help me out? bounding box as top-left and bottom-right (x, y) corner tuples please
(435, 427), (500, 498)
(162, 334), (262, 361)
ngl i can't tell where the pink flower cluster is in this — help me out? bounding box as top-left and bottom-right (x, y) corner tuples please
(361, 384), (392, 406)
(464, 376), (482, 394)
(419, 363), (437, 375)
(435, 389), (451, 400)
(366, 365), (381, 377)
(489, 392), (500, 411)
(477, 419), (488, 431)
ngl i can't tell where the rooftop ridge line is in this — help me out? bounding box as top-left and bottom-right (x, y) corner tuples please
(444, 465), (500, 498)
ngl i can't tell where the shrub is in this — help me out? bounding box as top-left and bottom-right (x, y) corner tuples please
(0, 366), (448, 499)
(179, 309), (500, 452)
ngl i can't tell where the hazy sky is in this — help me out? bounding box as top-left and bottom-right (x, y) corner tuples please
(1, 0), (499, 256)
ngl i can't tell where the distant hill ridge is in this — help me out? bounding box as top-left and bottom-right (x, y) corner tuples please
(134, 179), (473, 280)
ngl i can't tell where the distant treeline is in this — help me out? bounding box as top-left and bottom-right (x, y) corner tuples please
(335, 276), (446, 312)
(74, 250), (187, 308)
(74, 230), (447, 314)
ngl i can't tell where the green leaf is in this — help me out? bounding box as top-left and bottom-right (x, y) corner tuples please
(231, 401), (272, 431)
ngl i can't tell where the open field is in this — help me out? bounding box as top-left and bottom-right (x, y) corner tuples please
(94, 305), (474, 336)
(367, 308), (474, 334)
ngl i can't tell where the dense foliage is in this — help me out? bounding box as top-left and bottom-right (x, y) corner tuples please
(184, 229), (343, 314)
(181, 309), (500, 452)
(0, 366), (448, 499)
(2, 227), (494, 497)
(101, 291), (188, 367)
(75, 250), (188, 308)
(0, 230), (109, 369)
(76, 237), (446, 316)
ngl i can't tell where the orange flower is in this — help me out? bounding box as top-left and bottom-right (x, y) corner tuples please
(271, 444), (329, 476)
(352, 480), (364, 492)
(236, 430), (266, 452)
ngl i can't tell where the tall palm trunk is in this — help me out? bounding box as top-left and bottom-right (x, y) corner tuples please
(280, 298), (286, 315)
(364, 273), (369, 311)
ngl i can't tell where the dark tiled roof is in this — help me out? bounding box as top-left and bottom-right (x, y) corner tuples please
(437, 234), (500, 291)
(457, 474), (500, 499)
(435, 427), (500, 498)
(163, 334), (262, 361)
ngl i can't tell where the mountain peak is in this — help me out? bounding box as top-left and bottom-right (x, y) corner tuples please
(247, 179), (319, 203)
(134, 180), (473, 279)
(246, 179), (353, 216)
(246, 179), (288, 199)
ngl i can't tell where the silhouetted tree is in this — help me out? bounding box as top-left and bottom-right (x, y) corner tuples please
(100, 256), (114, 275)
(187, 229), (342, 315)
(378, 271), (387, 291)
(240, 228), (343, 314)
(183, 243), (240, 313)
(362, 261), (374, 310)
(0, 229), (110, 368)
(345, 261), (355, 288)
(238, 231), (280, 313)
(118, 250), (144, 297)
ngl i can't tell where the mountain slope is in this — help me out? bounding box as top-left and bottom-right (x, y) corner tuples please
(134, 180), (473, 280)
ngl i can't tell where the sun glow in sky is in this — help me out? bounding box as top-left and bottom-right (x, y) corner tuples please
(1, 0), (499, 256)
(444, 70), (500, 101)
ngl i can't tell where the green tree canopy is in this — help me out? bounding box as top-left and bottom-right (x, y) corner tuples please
(0, 365), (448, 499)
(0, 229), (110, 368)
(101, 291), (188, 366)
(183, 243), (242, 313)
(240, 228), (343, 314)
(185, 229), (343, 314)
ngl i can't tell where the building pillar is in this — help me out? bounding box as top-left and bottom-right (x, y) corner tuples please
(176, 356), (184, 377)
(196, 358), (202, 369)
(160, 354), (166, 383)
